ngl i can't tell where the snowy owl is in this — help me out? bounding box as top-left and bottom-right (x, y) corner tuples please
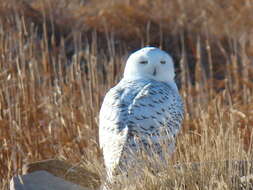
(99, 47), (184, 181)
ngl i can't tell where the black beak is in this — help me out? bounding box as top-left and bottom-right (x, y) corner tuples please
(153, 68), (157, 76)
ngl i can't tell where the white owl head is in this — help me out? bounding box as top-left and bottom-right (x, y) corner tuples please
(123, 47), (175, 83)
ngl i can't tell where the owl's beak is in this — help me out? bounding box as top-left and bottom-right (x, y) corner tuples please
(152, 68), (157, 76)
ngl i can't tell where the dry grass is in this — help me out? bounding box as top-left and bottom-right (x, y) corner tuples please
(0, 0), (253, 189)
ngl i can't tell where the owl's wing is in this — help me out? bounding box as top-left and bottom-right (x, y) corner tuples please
(127, 81), (184, 143)
(99, 86), (131, 175)
(99, 80), (184, 174)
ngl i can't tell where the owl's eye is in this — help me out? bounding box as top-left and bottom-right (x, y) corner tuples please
(139, 61), (148, 64)
(160, 60), (166, 64)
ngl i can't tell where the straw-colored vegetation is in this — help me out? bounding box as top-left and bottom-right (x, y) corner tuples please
(0, 0), (253, 189)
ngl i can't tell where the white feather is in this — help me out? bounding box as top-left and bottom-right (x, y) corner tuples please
(99, 47), (184, 181)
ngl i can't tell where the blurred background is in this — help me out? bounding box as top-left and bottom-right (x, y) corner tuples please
(0, 0), (252, 189)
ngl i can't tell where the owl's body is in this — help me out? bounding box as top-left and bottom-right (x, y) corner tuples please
(99, 47), (184, 181)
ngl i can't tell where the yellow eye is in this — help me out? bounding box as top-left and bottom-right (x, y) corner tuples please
(160, 61), (166, 64)
(140, 61), (148, 64)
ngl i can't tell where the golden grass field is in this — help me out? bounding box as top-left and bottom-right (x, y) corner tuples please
(0, 0), (253, 189)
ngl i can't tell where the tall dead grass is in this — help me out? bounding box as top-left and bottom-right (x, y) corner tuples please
(0, 0), (253, 189)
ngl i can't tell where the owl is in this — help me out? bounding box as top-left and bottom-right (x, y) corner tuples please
(99, 47), (184, 182)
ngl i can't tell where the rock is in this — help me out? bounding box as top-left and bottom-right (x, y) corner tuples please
(22, 159), (100, 189)
(10, 171), (89, 190)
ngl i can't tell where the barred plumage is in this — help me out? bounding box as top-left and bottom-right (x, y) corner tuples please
(99, 47), (184, 182)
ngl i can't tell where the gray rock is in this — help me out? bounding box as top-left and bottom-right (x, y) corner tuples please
(22, 159), (100, 188)
(10, 171), (90, 190)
